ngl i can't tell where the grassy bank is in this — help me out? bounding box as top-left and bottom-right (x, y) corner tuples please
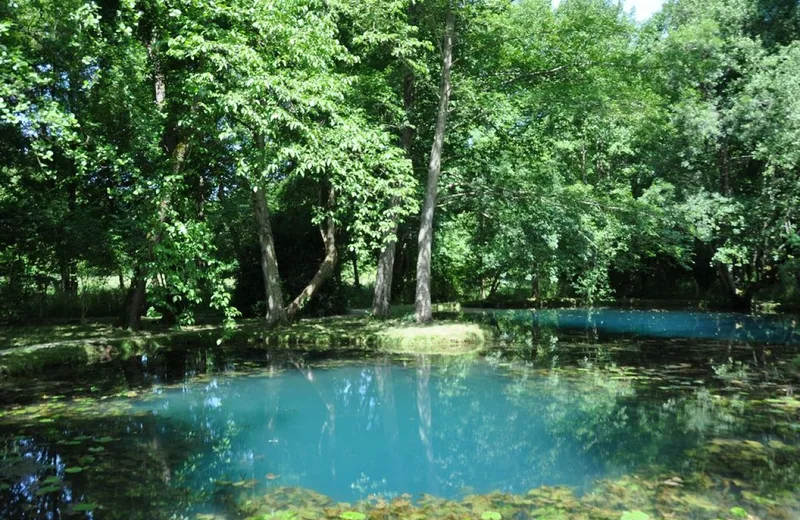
(0, 327), (233, 377)
(0, 314), (489, 377)
(257, 315), (488, 353)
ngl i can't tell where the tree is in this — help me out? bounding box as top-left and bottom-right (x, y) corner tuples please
(415, 7), (455, 323)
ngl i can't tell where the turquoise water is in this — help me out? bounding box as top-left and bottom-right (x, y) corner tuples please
(484, 308), (800, 343)
(136, 361), (689, 505)
(1, 309), (799, 519)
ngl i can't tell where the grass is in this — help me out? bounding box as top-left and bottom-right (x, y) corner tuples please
(0, 321), (127, 350)
(258, 315), (488, 353)
(0, 319), (229, 351)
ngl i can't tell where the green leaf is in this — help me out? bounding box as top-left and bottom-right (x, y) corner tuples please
(482, 512), (502, 520)
(72, 503), (97, 512)
(620, 512), (649, 520)
(339, 513), (366, 520)
(36, 485), (61, 495)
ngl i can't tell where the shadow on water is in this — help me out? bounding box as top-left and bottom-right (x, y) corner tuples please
(0, 309), (799, 519)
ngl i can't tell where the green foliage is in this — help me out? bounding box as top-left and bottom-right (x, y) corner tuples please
(1, 0), (798, 321)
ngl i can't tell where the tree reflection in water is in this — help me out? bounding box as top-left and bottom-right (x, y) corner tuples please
(0, 338), (798, 519)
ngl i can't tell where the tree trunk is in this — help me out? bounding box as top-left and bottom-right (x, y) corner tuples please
(372, 230), (398, 317)
(286, 189), (338, 320)
(125, 268), (147, 331)
(122, 36), (188, 330)
(252, 184), (288, 326)
(373, 70), (417, 318)
(488, 270), (502, 300)
(352, 254), (360, 289)
(117, 269), (126, 295)
(717, 263), (753, 310)
(415, 10), (455, 323)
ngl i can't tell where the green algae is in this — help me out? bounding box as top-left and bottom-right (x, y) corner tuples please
(224, 470), (799, 520)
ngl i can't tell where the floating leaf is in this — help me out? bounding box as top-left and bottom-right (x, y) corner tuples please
(65, 467), (84, 474)
(71, 503), (97, 512)
(339, 512), (366, 520)
(481, 512), (502, 520)
(620, 512), (649, 520)
(730, 507), (748, 518)
(36, 485), (61, 496)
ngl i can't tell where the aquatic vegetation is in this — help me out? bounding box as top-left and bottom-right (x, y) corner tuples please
(223, 467), (800, 520)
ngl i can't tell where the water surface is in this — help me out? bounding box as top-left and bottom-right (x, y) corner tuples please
(1, 310), (799, 519)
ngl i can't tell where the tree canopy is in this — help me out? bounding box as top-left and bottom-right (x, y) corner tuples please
(1, 0), (798, 327)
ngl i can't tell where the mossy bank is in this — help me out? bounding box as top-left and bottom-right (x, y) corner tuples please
(0, 316), (489, 377)
(256, 316), (488, 353)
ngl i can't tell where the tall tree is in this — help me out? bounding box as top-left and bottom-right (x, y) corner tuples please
(415, 8), (455, 323)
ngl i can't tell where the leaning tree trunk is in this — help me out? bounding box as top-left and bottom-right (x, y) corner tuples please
(122, 36), (188, 330)
(373, 70), (417, 318)
(415, 10), (455, 323)
(372, 73), (415, 318)
(286, 189), (338, 320)
(252, 184), (288, 326)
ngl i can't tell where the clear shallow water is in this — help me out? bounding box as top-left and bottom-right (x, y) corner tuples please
(135, 361), (690, 504)
(0, 310), (799, 519)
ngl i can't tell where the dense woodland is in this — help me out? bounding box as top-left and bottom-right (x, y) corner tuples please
(1, 0), (799, 328)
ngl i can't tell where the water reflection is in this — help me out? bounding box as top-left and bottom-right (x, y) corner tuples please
(476, 308), (800, 344)
(124, 357), (760, 505)
(0, 321), (798, 519)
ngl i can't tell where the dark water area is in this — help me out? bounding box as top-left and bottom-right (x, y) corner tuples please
(1, 310), (799, 519)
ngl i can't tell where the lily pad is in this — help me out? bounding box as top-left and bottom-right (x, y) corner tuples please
(481, 512), (502, 520)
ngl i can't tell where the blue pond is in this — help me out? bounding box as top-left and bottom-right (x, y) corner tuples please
(494, 308), (800, 344)
(1, 309), (799, 519)
(138, 359), (692, 506)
